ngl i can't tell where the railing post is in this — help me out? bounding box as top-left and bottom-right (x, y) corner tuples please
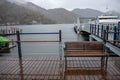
(94, 25), (96, 35)
(59, 30), (62, 42)
(97, 25), (99, 36)
(90, 24), (92, 33)
(101, 25), (104, 39)
(103, 30), (106, 43)
(118, 22), (120, 29)
(90, 24), (93, 34)
(118, 22), (120, 42)
(106, 25), (109, 40)
(16, 31), (22, 58)
(114, 26), (117, 44)
(92, 24), (94, 34)
(59, 30), (62, 60)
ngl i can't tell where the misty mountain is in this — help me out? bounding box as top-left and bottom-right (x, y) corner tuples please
(46, 8), (79, 23)
(72, 8), (103, 17)
(0, 0), (55, 25)
(7, 0), (27, 4)
(23, 2), (48, 15)
(16, 2), (79, 24)
(0, 0), (78, 24)
(1, 0), (120, 25)
(23, 3), (79, 23)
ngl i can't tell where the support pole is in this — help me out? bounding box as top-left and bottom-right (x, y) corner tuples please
(16, 31), (22, 58)
(94, 25), (96, 35)
(92, 24), (94, 34)
(118, 22), (120, 40)
(103, 30), (106, 43)
(90, 24), (92, 33)
(101, 25), (104, 39)
(114, 26), (117, 44)
(106, 25), (109, 40)
(97, 25), (99, 36)
(59, 30), (62, 42)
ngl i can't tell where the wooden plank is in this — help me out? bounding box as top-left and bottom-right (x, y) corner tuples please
(30, 60), (39, 79)
(75, 57), (81, 80)
(9, 61), (20, 79)
(108, 40), (120, 42)
(65, 41), (104, 50)
(9, 40), (59, 42)
(24, 58), (35, 79)
(34, 57), (43, 79)
(88, 57), (96, 80)
(71, 58), (76, 80)
(48, 57), (54, 79)
(25, 58), (33, 79)
(53, 57), (59, 80)
(65, 51), (106, 57)
(40, 57), (47, 79)
(2, 61), (18, 79)
(45, 57), (52, 79)
(1, 61), (16, 74)
(108, 60), (120, 80)
(37, 57), (45, 79)
(86, 58), (93, 80)
(0, 57), (120, 80)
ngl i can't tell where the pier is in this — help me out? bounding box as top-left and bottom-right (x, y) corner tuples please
(0, 27), (22, 36)
(0, 25), (120, 80)
(80, 22), (120, 56)
(0, 57), (120, 80)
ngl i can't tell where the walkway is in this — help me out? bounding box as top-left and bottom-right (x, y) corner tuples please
(0, 57), (120, 80)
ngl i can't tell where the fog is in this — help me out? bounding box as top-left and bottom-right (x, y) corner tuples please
(7, 0), (27, 4)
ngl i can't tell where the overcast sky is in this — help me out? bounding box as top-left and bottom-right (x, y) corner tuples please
(12, 0), (120, 12)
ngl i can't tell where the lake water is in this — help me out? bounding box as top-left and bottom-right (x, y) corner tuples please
(1, 24), (89, 57)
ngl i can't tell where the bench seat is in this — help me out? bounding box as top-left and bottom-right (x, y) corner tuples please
(64, 41), (108, 70)
(64, 51), (106, 57)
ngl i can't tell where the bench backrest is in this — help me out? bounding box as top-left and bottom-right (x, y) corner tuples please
(65, 41), (104, 50)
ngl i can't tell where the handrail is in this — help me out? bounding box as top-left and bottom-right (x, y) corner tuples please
(0, 32), (59, 35)
(15, 30), (62, 59)
(0, 31), (62, 43)
(90, 23), (120, 46)
(1, 30), (62, 59)
(19, 32), (59, 35)
(10, 40), (60, 42)
(108, 40), (120, 42)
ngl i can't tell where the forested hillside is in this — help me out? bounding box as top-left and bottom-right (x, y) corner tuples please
(0, 0), (119, 25)
(0, 0), (56, 25)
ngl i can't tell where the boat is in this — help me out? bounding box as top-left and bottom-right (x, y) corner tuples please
(89, 15), (120, 32)
(0, 36), (10, 53)
(74, 15), (120, 35)
(89, 15), (120, 25)
(97, 16), (120, 24)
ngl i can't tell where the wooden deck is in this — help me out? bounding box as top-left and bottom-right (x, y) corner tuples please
(0, 57), (120, 80)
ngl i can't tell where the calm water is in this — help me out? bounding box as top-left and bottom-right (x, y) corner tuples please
(1, 24), (89, 57)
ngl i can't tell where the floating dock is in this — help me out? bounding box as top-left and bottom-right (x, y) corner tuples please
(0, 29), (120, 80)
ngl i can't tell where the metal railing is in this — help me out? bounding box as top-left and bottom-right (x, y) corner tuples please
(90, 22), (120, 47)
(0, 30), (62, 58)
(16, 30), (62, 58)
(0, 30), (64, 80)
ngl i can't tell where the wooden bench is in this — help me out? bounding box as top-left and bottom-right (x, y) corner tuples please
(64, 41), (108, 70)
